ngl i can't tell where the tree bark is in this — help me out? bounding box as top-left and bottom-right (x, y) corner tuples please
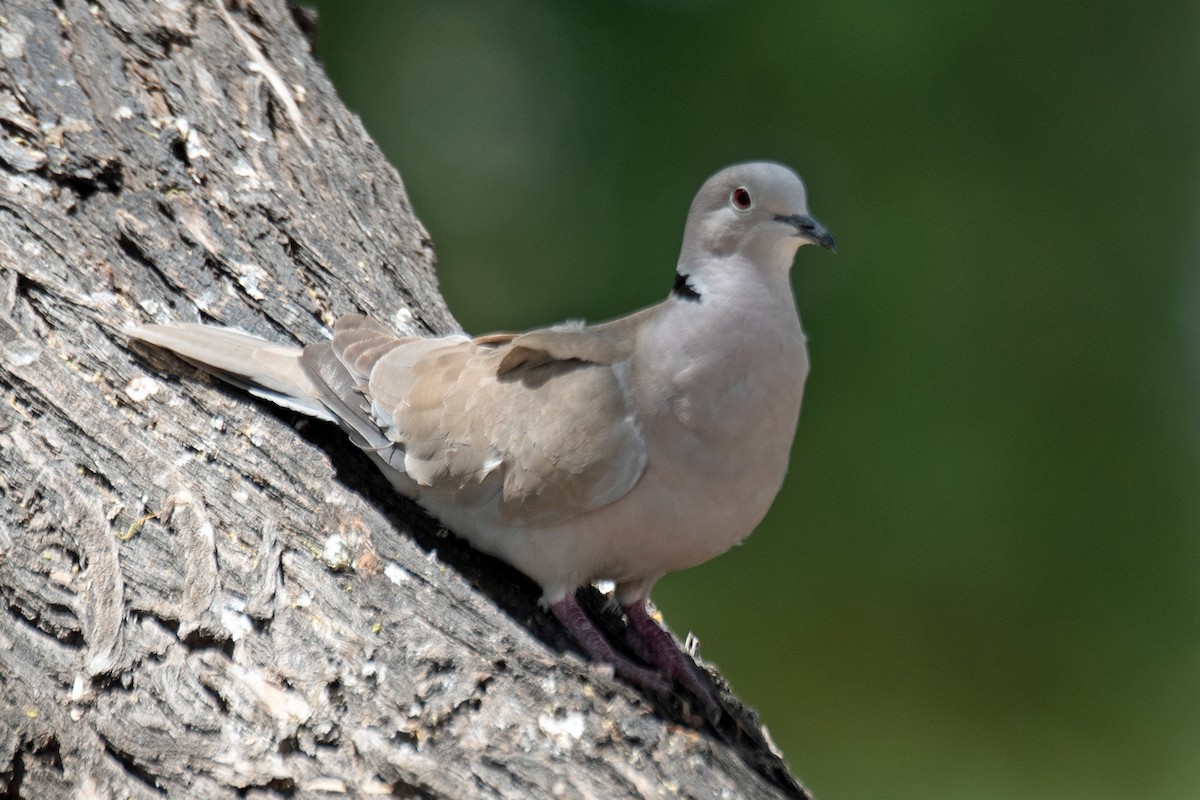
(0, 1), (810, 797)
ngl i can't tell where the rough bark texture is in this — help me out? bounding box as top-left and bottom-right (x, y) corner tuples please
(0, 1), (810, 797)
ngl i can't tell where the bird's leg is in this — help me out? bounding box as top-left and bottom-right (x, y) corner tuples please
(550, 593), (670, 694)
(623, 599), (722, 721)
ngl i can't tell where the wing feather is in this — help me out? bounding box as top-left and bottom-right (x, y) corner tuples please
(300, 314), (648, 527)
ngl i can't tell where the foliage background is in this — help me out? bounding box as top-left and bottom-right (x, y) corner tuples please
(299, 2), (1200, 798)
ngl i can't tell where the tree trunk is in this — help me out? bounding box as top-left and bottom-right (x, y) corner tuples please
(0, 1), (810, 797)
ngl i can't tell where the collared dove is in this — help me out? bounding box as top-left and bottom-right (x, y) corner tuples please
(129, 161), (835, 719)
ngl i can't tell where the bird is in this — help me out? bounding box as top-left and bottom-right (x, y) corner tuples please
(128, 161), (835, 719)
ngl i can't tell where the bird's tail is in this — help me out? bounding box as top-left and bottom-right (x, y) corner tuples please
(127, 323), (335, 422)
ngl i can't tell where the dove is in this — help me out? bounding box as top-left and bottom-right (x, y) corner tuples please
(129, 162), (835, 719)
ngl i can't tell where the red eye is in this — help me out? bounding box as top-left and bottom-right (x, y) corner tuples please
(731, 187), (752, 210)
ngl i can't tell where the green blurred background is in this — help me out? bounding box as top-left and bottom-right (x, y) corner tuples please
(299, 2), (1200, 797)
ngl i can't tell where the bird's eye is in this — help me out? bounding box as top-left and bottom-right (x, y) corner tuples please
(731, 187), (753, 211)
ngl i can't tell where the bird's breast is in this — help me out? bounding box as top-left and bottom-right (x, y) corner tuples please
(612, 292), (808, 571)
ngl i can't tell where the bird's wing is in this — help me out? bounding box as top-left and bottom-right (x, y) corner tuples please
(300, 313), (651, 527)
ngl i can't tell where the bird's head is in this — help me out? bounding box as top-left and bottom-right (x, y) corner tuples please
(681, 162), (835, 279)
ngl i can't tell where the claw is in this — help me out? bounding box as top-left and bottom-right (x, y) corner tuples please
(548, 591), (724, 722)
(624, 600), (723, 722)
(550, 593), (671, 695)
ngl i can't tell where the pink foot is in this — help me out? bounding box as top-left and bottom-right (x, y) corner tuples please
(549, 594), (669, 694)
(624, 600), (722, 721)
(548, 592), (723, 721)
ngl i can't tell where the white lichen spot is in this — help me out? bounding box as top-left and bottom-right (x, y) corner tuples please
(294, 591), (313, 608)
(232, 488), (249, 504)
(233, 665), (312, 724)
(0, 30), (26, 59)
(538, 711), (585, 745)
(221, 603), (253, 641)
(112, 105), (134, 121)
(137, 298), (162, 316)
(361, 780), (392, 795)
(245, 423), (265, 447)
(322, 534), (351, 571)
(300, 779), (346, 794)
(233, 158), (258, 178)
(124, 375), (160, 403)
(229, 261), (267, 300)
(69, 676), (96, 717)
(210, 415), (225, 432)
(3, 340), (40, 368)
(384, 562), (410, 585)
(184, 127), (211, 161)
(87, 291), (118, 307)
(393, 306), (414, 331)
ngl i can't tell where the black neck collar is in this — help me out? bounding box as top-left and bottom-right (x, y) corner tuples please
(672, 271), (701, 302)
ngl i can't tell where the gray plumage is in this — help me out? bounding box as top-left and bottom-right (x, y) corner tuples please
(129, 162), (835, 716)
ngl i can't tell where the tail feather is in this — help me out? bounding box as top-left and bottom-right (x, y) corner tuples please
(127, 323), (335, 422)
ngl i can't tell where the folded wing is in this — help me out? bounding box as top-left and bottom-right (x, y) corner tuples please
(301, 314), (649, 527)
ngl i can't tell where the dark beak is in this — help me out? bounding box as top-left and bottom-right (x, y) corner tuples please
(776, 214), (837, 253)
